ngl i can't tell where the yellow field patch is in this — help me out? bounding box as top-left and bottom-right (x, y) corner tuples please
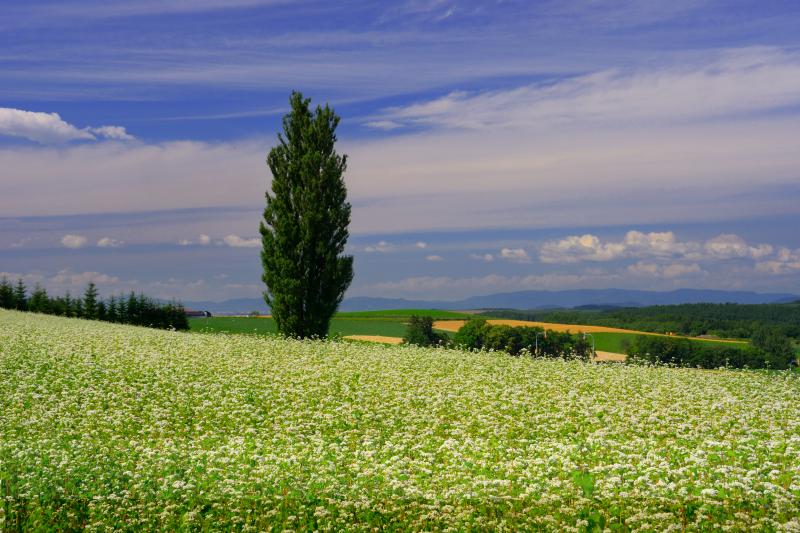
(344, 335), (404, 345)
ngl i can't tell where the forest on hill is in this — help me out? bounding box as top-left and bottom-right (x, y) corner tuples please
(481, 302), (800, 340)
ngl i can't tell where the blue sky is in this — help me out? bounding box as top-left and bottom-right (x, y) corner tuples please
(2, 0), (800, 301)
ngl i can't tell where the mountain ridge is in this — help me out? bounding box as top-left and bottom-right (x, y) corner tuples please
(183, 288), (799, 315)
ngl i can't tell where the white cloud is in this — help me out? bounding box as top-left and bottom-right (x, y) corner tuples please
(223, 234), (259, 248)
(704, 234), (773, 260)
(88, 125), (135, 141)
(426, 254), (444, 262)
(500, 247), (531, 263)
(540, 230), (774, 265)
(0, 107), (132, 144)
(178, 234), (213, 246)
(756, 248), (800, 274)
(470, 253), (494, 262)
(96, 237), (124, 248)
(627, 261), (703, 279)
(415, 241), (428, 249)
(372, 47), (800, 131)
(540, 234), (626, 263)
(364, 120), (402, 130)
(364, 240), (393, 253)
(60, 234), (87, 248)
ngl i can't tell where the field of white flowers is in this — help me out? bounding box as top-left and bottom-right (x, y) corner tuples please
(1, 309), (799, 531)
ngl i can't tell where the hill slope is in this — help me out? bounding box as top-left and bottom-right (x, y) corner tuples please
(2, 310), (799, 530)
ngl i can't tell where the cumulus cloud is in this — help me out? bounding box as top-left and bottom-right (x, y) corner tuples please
(60, 234), (88, 248)
(87, 125), (135, 141)
(415, 241), (428, 249)
(756, 248), (800, 274)
(500, 248), (530, 263)
(222, 234), (259, 248)
(178, 234), (212, 246)
(426, 254), (444, 262)
(540, 230), (773, 265)
(470, 253), (494, 262)
(0, 107), (133, 144)
(364, 240), (393, 253)
(627, 261), (703, 279)
(540, 234), (626, 264)
(704, 234), (773, 260)
(96, 237), (124, 248)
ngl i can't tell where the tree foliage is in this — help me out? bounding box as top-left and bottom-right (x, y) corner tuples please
(402, 315), (448, 347)
(260, 91), (353, 338)
(483, 302), (800, 340)
(0, 282), (188, 331)
(453, 319), (592, 359)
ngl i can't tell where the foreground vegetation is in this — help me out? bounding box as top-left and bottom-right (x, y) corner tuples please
(3, 310), (800, 531)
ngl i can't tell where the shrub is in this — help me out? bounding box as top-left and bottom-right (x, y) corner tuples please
(403, 315), (448, 347)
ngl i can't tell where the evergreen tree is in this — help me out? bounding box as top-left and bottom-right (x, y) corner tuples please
(107, 296), (118, 322)
(259, 91), (353, 338)
(27, 284), (50, 314)
(0, 277), (14, 309)
(83, 282), (99, 320)
(13, 279), (27, 311)
(63, 291), (73, 317)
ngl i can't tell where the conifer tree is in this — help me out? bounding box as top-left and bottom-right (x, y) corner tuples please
(259, 91), (353, 338)
(0, 277), (13, 309)
(13, 279), (27, 311)
(27, 284), (50, 314)
(83, 282), (99, 320)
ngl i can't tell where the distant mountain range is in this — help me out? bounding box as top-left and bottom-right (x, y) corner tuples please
(184, 288), (799, 315)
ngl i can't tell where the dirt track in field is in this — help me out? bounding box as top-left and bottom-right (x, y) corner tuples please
(344, 335), (404, 345)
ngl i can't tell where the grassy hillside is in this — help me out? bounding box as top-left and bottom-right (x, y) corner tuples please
(2, 309), (800, 530)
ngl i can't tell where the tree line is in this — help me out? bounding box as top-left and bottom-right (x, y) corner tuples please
(626, 328), (796, 370)
(0, 277), (189, 330)
(403, 316), (593, 359)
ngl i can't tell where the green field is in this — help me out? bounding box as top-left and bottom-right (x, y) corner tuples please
(191, 315), (418, 338)
(192, 313), (749, 354)
(190, 310), (473, 339)
(3, 309), (800, 530)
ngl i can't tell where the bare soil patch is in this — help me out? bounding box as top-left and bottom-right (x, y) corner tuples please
(344, 335), (404, 345)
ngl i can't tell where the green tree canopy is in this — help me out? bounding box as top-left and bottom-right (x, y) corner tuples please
(259, 91), (353, 338)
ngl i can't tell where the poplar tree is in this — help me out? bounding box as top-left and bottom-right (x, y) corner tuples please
(259, 91), (353, 338)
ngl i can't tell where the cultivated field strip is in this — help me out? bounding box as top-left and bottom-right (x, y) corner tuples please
(1, 310), (800, 531)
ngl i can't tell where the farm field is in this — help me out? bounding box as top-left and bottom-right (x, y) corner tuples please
(192, 313), (751, 357)
(3, 309), (800, 530)
(191, 316), (415, 338)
